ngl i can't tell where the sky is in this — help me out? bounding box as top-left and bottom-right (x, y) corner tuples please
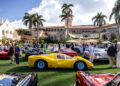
(0, 0), (116, 29)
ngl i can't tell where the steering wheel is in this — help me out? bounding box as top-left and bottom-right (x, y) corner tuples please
(116, 81), (120, 86)
(105, 81), (116, 86)
(110, 81), (116, 86)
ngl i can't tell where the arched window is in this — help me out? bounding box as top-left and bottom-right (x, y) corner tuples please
(6, 30), (8, 34)
(10, 31), (12, 34)
(2, 30), (4, 35)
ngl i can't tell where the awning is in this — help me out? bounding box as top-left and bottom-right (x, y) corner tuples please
(69, 33), (76, 38)
(66, 40), (78, 43)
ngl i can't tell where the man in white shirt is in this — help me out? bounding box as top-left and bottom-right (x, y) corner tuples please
(88, 43), (94, 63)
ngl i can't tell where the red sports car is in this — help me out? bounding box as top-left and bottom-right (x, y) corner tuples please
(0, 50), (10, 59)
(58, 48), (78, 57)
(75, 71), (120, 86)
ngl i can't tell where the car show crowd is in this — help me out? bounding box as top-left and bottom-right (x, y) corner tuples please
(0, 42), (120, 85)
(0, 42), (119, 68)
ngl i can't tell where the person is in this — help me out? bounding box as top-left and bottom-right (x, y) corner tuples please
(71, 43), (74, 50)
(33, 43), (36, 48)
(88, 43), (94, 63)
(58, 43), (61, 50)
(15, 43), (20, 65)
(0, 44), (2, 51)
(41, 43), (43, 49)
(55, 44), (58, 51)
(46, 43), (48, 49)
(51, 45), (54, 52)
(117, 42), (120, 68)
(43, 43), (47, 53)
(107, 43), (117, 68)
(8, 44), (14, 64)
(83, 43), (86, 52)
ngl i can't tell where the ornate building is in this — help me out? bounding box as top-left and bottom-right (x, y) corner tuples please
(31, 18), (118, 41)
(17, 16), (118, 43)
(0, 19), (20, 43)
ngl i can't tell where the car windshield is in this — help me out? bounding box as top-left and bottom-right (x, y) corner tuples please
(94, 48), (105, 52)
(29, 48), (41, 52)
(62, 49), (72, 52)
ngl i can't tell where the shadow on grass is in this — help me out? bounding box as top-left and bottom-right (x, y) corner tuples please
(0, 58), (9, 60)
(91, 67), (117, 71)
(40, 75), (75, 86)
(19, 58), (27, 62)
(0, 63), (14, 66)
(7, 66), (77, 73)
(93, 60), (109, 65)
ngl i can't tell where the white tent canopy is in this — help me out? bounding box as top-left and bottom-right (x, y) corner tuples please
(66, 40), (78, 43)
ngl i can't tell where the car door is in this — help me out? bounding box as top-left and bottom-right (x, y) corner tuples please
(65, 55), (75, 68)
(56, 54), (75, 68)
(56, 54), (68, 68)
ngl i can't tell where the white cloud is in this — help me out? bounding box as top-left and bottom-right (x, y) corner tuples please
(11, 20), (27, 29)
(11, 0), (116, 29)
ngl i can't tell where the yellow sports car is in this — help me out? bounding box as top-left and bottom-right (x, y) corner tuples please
(28, 53), (93, 70)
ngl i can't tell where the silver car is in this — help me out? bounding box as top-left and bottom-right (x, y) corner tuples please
(83, 48), (108, 60)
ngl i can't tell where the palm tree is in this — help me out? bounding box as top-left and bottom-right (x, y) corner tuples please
(33, 13), (45, 44)
(92, 12), (107, 40)
(22, 12), (36, 29)
(110, 0), (120, 40)
(60, 3), (73, 40)
(62, 3), (73, 13)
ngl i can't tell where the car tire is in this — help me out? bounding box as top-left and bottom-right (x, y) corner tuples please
(36, 60), (47, 70)
(75, 61), (86, 70)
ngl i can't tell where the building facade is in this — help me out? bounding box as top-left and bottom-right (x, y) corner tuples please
(17, 16), (118, 42)
(0, 19), (20, 42)
(31, 21), (118, 41)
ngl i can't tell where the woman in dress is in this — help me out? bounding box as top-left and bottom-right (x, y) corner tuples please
(117, 42), (120, 68)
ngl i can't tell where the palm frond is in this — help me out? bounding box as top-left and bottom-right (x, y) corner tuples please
(92, 16), (97, 21)
(92, 12), (107, 27)
(68, 4), (73, 7)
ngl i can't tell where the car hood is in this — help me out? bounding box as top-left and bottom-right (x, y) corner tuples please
(0, 73), (37, 86)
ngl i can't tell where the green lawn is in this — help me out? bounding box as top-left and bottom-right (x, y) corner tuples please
(0, 55), (120, 86)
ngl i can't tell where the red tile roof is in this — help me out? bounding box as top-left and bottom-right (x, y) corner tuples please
(20, 35), (36, 40)
(68, 24), (117, 29)
(43, 26), (65, 29)
(16, 23), (117, 30)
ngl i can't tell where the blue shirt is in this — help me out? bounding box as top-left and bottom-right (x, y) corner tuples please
(15, 46), (20, 55)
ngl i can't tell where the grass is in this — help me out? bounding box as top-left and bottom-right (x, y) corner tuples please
(0, 54), (120, 86)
